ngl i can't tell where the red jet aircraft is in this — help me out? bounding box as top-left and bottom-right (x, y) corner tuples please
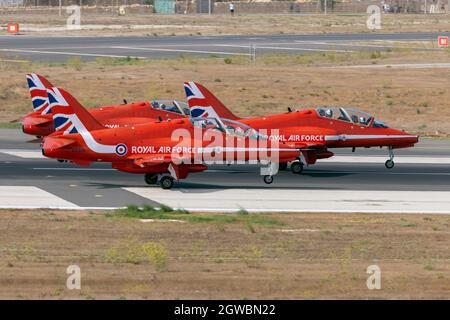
(184, 81), (419, 172)
(41, 87), (300, 188)
(19, 73), (188, 138)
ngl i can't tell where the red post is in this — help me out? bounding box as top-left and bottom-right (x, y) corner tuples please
(438, 36), (449, 47)
(7, 23), (19, 34)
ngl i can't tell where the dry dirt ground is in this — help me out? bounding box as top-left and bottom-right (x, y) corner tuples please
(0, 13), (450, 36)
(0, 209), (448, 299)
(1, 49), (450, 135)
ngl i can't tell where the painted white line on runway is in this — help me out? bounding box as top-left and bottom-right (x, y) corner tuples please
(32, 167), (115, 171)
(213, 44), (353, 53)
(321, 156), (450, 164)
(110, 46), (251, 56)
(0, 49), (147, 59)
(0, 186), (78, 208)
(0, 149), (44, 159)
(328, 63), (450, 69)
(123, 188), (450, 214)
(292, 40), (437, 51)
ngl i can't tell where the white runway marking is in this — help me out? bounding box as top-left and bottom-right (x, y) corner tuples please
(110, 46), (251, 56)
(0, 186), (78, 209)
(32, 167), (115, 171)
(0, 49), (146, 59)
(328, 63), (450, 69)
(214, 44), (353, 53)
(320, 156), (450, 164)
(0, 149), (44, 159)
(123, 188), (450, 214)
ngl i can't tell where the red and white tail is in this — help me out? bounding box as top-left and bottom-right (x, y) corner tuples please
(26, 73), (54, 114)
(183, 81), (239, 120)
(47, 87), (104, 135)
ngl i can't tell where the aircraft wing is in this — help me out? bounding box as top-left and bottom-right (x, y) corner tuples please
(295, 141), (326, 149)
(127, 153), (193, 167)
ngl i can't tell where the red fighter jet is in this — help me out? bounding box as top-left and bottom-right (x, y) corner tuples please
(18, 73), (188, 138)
(184, 81), (419, 173)
(41, 87), (300, 189)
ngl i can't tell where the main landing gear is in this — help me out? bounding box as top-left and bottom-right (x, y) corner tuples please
(278, 162), (288, 171)
(159, 176), (175, 190)
(290, 161), (304, 174)
(144, 173), (175, 189)
(144, 173), (158, 185)
(385, 146), (395, 169)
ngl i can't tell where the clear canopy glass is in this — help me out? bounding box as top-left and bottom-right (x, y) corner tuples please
(316, 106), (388, 128)
(151, 100), (190, 116)
(190, 118), (267, 140)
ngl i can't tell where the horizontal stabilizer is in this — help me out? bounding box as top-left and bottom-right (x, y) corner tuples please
(22, 115), (52, 126)
(43, 136), (76, 150)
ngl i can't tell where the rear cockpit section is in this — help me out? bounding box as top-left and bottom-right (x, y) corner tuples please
(190, 117), (267, 140)
(316, 106), (388, 128)
(151, 100), (190, 116)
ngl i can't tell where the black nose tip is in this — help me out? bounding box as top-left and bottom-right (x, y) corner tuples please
(41, 148), (46, 157)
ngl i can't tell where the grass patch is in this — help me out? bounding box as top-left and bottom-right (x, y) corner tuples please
(104, 237), (168, 270)
(107, 205), (284, 226)
(95, 56), (145, 66)
(0, 122), (21, 129)
(66, 57), (84, 71)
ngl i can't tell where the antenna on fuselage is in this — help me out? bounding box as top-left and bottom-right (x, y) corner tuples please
(122, 99), (128, 104)
(158, 116), (163, 122)
(287, 107), (293, 113)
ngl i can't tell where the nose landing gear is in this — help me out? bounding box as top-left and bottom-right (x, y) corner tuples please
(263, 175), (274, 184)
(385, 146), (395, 169)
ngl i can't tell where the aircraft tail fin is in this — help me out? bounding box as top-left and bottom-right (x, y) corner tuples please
(183, 81), (239, 120)
(26, 73), (54, 114)
(47, 87), (104, 135)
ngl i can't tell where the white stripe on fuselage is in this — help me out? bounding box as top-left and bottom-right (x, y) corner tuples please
(56, 114), (116, 154)
(325, 134), (416, 141)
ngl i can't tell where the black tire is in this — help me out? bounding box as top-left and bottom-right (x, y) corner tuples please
(385, 160), (395, 169)
(291, 161), (303, 174)
(57, 159), (65, 163)
(144, 173), (158, 185)
(263, 175), (274, 184)
(160, 176), (175, 189)
(278, 162), (288, 171)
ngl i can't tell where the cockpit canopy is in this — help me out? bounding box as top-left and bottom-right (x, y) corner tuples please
(316, 106), (388, 128)
(190, 117), (267, 140)
(151, 100), (190, 116)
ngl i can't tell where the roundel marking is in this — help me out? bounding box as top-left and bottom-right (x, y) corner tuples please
(115, 144), (128, 156)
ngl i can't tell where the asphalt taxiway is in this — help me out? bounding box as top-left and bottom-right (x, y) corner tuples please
(0, 32), (448, 61)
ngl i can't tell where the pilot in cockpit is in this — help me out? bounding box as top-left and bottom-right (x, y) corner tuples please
(324, 109), (333, 118)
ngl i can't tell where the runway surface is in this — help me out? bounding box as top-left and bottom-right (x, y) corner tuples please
(0, 32), (448, 61)
(1, 129), (450, 213)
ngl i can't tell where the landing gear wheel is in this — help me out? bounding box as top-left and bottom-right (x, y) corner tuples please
(385, 160), (395, 169)
(263, 175), (274, 184)
(278, 162), (288, 171)
(57, 159), (65, 163)
(160, 176), (175, 190)
(291, 161), (304, 174)
(144, 173), (158, 185)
